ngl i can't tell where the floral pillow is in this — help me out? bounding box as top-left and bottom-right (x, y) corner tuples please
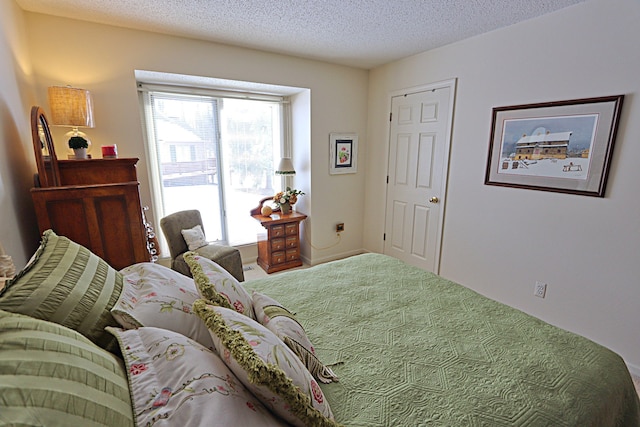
(111, 262), (214, 349)
(193, 300), (340, 427)
(252, 291), (337, 383)
(107, 326), (287, 427)
(181, 224), (208, 250)
(184, 252), (255, 319)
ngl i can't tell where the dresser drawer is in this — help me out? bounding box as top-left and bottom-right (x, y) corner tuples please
(285, 223), (298, 235)
(271, 225), (285, 237)
(285, 248), (300, 261)
(271, 251), (286, 265)
(271, 238), (285, 251)
(285, 236), (298, 248)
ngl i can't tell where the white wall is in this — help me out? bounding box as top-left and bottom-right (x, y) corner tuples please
(0, 1), (40, 268)
(365, 0), (640, 372)
(6, 0), (637, 373)
(22, 12), (369, 265)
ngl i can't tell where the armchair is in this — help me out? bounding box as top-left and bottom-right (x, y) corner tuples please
(160, 210), (244, 282)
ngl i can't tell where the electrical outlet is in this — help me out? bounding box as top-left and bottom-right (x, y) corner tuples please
(534, 281), (547, 298)
(336, 223), (345, 233)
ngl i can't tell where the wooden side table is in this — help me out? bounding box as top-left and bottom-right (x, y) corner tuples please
(251, 209), (307, 274)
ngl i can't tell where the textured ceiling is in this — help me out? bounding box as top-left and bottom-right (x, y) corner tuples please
(16, 0), (587, 69)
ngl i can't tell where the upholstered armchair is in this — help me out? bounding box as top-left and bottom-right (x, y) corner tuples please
(160, 210), (244, 282)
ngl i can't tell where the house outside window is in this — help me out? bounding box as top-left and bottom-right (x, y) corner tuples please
(140, 86), (286, 250)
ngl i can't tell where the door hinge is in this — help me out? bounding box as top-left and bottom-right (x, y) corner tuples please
(389, 112), (392, 122)
(383, 233), (386, 241)
(386, 175), (389, 184)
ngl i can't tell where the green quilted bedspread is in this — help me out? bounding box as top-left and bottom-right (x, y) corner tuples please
(247, 253), (640, 426)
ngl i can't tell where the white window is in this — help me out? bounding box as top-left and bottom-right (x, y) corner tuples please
(139, 84), (287, 249)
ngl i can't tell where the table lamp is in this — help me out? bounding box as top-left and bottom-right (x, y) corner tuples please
(275, 157), (296, 175)
(48, 86), (95, 157)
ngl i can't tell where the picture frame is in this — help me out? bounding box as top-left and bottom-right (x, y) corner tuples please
(485, 95), (624, 197)
(329, 133), (358, 174)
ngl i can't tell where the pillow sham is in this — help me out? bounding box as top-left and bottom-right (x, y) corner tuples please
(107, 326), (286, 427)
(193, 300), (340, 427)
(181, 224), (207, 250)
(111, 262), (214, 349)
(0, 229), (122, 352)
(184, 251), (255, 319)
(252, 290), (338, 383)
(0, 310), (134, 426)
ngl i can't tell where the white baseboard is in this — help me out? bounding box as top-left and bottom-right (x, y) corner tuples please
(301, 248), (368, 267)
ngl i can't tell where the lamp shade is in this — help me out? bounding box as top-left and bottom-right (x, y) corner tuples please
(48, 86), (95, 128)
(275, 157), (296, 175)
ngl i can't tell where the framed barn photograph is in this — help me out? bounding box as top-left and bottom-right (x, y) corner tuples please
(329, 133), (358, 174)
(485, 95), (624, 197)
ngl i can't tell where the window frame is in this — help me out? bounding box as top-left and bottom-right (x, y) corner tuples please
(138, 82), (291, 252)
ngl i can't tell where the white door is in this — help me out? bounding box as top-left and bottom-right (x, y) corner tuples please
(383, 81), (455, 273)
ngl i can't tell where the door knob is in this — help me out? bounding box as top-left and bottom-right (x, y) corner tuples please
(429, 196), (439, 204)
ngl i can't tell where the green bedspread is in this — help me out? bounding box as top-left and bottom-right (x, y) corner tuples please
(247, 253), (640, 426)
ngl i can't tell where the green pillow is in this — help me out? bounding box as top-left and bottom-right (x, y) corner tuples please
(0, 310), (134, 426)
(184, 251), (255, 319)
(193, 300), (340, 427)
(252, 290), (338, 384)
(0, 229), (123, 352)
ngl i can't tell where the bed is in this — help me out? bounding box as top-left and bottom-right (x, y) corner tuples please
(1, 230), (638, 426)
(248, 253), (640, 426)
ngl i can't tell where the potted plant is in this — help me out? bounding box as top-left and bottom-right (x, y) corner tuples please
(273, 187), (304, 214)
(68, 136), (89, 159)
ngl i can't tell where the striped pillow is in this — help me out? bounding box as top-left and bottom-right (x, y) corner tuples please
(0, 310), (134, 426)
(0, 229), (123, 352)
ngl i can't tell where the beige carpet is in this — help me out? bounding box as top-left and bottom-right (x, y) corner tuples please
(242, 261), (307, 281)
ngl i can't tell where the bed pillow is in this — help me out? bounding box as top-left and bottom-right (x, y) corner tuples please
(181, 224), (208, 250)
(0, 229), (122, 352)
(184, 252), (255, 319)
(107, 326), (286, 427)
(193, 300), (340, 427)
(0, 310), (134, 426)
(252, 290), (338, 383)
(111, 262), (214, 349)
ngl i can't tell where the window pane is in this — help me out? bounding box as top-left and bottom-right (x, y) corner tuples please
(220, 99), (281, 245)
(150, 93), (224, 241)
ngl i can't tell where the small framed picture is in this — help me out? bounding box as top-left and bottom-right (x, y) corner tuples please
(329, 133), (358, 174)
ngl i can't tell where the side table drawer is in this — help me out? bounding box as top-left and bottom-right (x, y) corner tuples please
(285, 223), (298, 235)
(285, 248), (299, 261)
(285, 236), (298, 248)
(271, 251), (286, 265)
(271, 238), (285, 251)
(271, 225), (285, 237)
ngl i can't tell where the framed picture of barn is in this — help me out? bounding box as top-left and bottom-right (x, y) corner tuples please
(485, 95), (624, 197)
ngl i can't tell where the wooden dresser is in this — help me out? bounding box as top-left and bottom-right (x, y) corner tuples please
(251, 210), (307, 274)
(29, 106), (155, 270)
(42, 157), (139, 186)
(31, 158), (153, 270)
